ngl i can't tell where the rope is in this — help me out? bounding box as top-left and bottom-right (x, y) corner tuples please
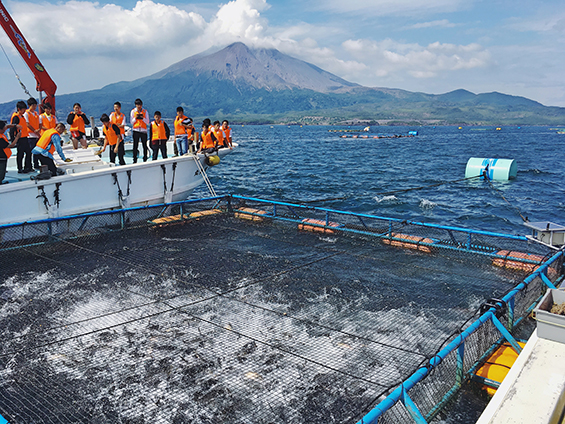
(169, 162), (177, 192)
(484, 174), (528, 222)
(0, 40), (33, 98)
(53, 183), (61, 208)
(192, 153), (217, 197)
(36, 186), (50, 211)
(111, 172), (124, 204)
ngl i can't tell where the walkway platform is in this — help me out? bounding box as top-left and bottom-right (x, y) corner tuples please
(476, 329), (565, 424)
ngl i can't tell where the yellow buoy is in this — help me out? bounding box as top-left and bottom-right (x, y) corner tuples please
(205, 155), (220, 166)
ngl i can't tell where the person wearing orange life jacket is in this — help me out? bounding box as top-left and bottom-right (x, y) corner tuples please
(66, 103), (90, 149)
(173, 107), (194, 156)
(32, 123), (72, 176)
(221, 120), (233, 149)
(148, 111), (170, 160)
(211, 120), (226, 148)
(110, 102), (126, 142)
(0, 120), (20, 184)
(130, 98), (150, 163)
(99, 113), (125, 165)
(24, 98), (41, 169)
(10, 101), (32, 173)
(39, 103), (57, 136)
(198, 118), (218, 154)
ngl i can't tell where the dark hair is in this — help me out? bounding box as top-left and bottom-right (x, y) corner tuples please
(100, 113), (110, 123)
(134, 98), (143, 105)
(16, 101), (27, 110)
(222, 120), (229, 125)
(176, 106), (184, 113)
(213, 120), (220, 126)
(0, 120), (6, 130)
(27, 97), (37, 106)
(203, 118), (211, 126)
(154, 111), (161, 117)
(73, 102), (81, 109)
(114, 101), (121, 108)
(43, 102), (52, 110)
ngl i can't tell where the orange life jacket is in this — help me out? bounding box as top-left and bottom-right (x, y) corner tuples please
(151, 121), (167, 141)
(40, 113), (56, 135)
(132, 108), (148, 130)
(110, 112), (126, 135)
(103, 124), (120, 146)
(70, 113), (86, 133)
(37, 128), (58, 154)
(1, 133), (11, 159)
(201, 129), (215, 149)
(26, 109), (40, 137)
(11, 112), (29, 138)
(174, 115), (188, 136)
(212, 127), (225, 145)
(224, 126), (231, 141)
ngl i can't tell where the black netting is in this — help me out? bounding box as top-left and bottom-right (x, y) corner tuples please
(0, 196), (561, 424)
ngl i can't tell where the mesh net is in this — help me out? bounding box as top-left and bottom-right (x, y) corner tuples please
(0, 197), (561, 424)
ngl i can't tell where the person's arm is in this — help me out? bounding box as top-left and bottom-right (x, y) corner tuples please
(143, 110), (150, 129)
(9, 116), (21, 141)
(52, 134), (67, 161)
(112, 125), (121, 152)
(81, 114), (90, 126)
(164, 122), (170, 140)
(210, 132), (218, 147)
(67, 113), (75, 125)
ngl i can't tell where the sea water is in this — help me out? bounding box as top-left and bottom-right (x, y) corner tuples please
(194, 125), (565, 236)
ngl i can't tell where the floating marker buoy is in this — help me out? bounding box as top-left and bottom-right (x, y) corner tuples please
(205, 155), (220, 166)
(465, 158), (517, 180)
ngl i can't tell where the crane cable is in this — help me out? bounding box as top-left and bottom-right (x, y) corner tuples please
(0, 40), (32, 98)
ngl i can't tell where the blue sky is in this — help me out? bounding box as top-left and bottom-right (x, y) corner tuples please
(1, 0), (565, 107)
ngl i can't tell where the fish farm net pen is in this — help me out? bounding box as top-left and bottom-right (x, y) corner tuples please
(0, 195), (562, 424)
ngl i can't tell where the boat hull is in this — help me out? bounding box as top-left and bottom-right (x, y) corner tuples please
(0, 148), (233, 226)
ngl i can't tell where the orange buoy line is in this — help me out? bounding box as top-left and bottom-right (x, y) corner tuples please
(338, 134), (416, 139)
(234, 207), (270, 221)
(298, 218), (341, 234)
(492, 250), (545, 273)
(382, 233), (434, 253)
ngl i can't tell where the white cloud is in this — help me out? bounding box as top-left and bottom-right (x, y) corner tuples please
(6, 0), (206, 57)
(306, 0), (467, 17)
(341, 38), (491, 84)
(407, 19), (458, 29)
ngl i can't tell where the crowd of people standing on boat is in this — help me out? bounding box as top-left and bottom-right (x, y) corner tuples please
(73, 98), (233, 165)
(1, 97), (234, 182)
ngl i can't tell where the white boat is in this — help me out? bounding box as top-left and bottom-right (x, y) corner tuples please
(0, 142), (236, 226)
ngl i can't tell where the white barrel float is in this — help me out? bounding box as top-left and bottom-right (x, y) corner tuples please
(465, 158), (517, 181)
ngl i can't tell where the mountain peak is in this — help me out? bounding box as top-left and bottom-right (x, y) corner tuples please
(151, 43), (358, 93)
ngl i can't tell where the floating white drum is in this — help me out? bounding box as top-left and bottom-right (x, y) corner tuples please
(465, 158), (517, 181)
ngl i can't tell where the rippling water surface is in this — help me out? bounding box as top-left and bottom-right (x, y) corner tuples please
(200, 125), (565, 235)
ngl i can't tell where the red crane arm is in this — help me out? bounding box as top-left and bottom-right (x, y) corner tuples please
(0, 0), (57, 111)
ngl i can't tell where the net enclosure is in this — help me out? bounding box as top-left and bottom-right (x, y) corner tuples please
(0, 195), (562, 424)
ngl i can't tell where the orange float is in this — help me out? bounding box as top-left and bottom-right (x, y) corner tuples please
(234, 207), (269, 222)
(492, 250), (544, 273)
(298, 218), (341, 234)
(473, 341), (526, 396)
(382, 232), (433, 253)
